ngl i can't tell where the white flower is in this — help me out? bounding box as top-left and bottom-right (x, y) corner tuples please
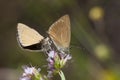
(48, 51), (55, 58)
(20, 66), (42, 80)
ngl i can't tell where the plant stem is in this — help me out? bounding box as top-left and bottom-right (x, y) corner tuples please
(59, 70), (66, 80)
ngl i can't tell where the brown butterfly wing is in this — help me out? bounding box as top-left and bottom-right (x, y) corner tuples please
(48, 15), (71, 50)
(17, 23), (44, 47)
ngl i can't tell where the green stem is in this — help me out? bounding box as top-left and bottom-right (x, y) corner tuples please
(59, 70), (66, 80)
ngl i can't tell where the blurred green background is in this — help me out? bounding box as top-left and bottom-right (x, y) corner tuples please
(0, 0), (120, 80)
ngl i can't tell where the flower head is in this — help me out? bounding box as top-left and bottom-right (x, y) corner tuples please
(47, 50), (72, 77)
(20, 66), (44, 80)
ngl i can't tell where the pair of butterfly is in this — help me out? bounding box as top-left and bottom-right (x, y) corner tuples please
(17, 15), (71, 53)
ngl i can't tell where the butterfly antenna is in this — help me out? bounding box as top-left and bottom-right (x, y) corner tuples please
(70, 44), (86, 51)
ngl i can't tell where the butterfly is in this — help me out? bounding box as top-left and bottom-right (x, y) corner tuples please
(17, 15), (71, 53)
